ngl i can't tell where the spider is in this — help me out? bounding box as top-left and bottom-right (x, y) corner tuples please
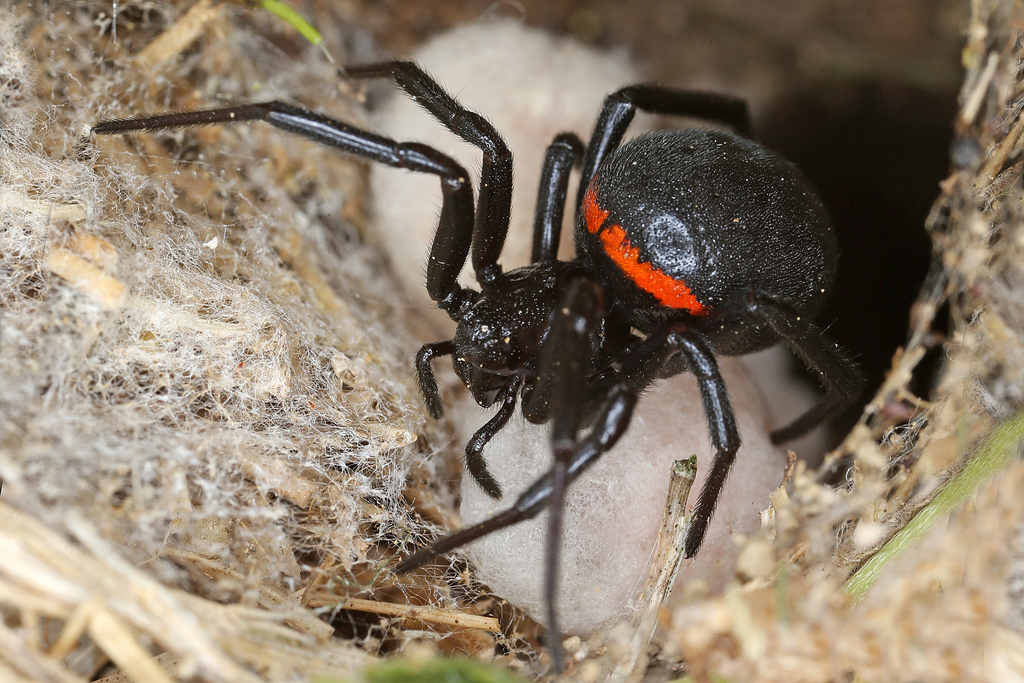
(93, 61), (862, 671)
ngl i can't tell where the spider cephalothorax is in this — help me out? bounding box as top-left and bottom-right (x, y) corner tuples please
(93, 62), (861, 671)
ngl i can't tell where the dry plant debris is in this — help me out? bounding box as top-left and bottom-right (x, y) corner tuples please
(1, 1), (1024, 682)
(0, 2), (473, 680)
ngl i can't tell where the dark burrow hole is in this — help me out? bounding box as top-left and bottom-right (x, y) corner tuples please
(758, 80), (956, 454)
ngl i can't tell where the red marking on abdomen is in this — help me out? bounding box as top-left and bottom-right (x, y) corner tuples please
(584, 179), (706, 314)
(583, 181), (608, 234)
(599, 224), (707, 314)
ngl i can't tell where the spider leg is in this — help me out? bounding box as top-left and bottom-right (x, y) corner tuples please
(531, 132), (585, 263)
(93, 102), (478, 316)
(743, 293), (864, 443)
(538, 279), (602, 672)
(464, 375), (522, 499)
(345, 62), (512, 285)
(392, 383), (637, 574)
(652, 324), (742, 559)
(577, 86), (751, 212)
(416, 341), (454, 419)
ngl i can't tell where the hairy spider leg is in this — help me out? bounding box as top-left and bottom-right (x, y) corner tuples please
(536, 278), (603, 672)
(92, 101), (479, 316)
(656, 324), (742, 560)
(415, 341), (454, 419)
(345, 62), (512, 286)
(531, 132), (585, 264)
(463, 375), (522, 499)
(743, 293), (864, 443)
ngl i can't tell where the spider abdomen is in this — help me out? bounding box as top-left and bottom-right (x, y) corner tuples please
(578, 129), (837, 348)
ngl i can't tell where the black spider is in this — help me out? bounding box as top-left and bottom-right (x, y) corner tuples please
(93, 61), (862, 671)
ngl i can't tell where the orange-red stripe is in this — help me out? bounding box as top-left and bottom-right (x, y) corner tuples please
(583, 182), (608, 235)
(583, 180), (706, 315)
